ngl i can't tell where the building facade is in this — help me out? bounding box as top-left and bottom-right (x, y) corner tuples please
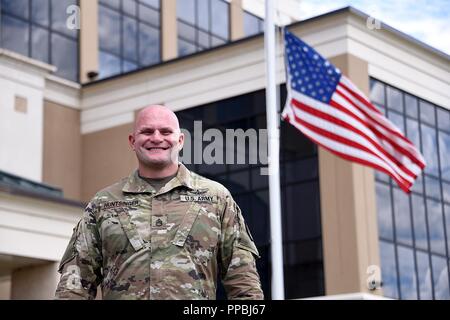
(0, 1), (449, 300)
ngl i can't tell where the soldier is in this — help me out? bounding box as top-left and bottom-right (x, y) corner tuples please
(55, 105), (264, 300)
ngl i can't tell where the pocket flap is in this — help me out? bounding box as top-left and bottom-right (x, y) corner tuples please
(116, 208), (144, 251)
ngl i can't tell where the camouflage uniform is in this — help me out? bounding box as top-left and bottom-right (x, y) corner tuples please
(55, 164), (263, 300)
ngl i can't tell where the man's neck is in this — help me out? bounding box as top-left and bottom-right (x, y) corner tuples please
(138, 163), (179, 179)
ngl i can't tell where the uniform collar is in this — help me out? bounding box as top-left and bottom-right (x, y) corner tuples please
(122, 163), (195, 194)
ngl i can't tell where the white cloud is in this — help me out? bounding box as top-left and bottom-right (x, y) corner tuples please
(298, 0), (450, 55)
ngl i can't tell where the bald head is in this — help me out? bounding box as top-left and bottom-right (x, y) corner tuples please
(129, 105), (184, 177)
(134, 105), (180, 134)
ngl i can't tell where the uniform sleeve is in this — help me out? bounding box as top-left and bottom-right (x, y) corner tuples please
(219, 192), (264, 300)
(55, 201), (103, 300)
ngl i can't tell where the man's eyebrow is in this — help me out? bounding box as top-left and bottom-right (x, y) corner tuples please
(138, 126), (174, 132)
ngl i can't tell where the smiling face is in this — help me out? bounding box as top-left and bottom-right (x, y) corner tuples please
(129, 105), (184, 176)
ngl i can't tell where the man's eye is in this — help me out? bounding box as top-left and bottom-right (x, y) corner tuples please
(161, 131), (172, 135)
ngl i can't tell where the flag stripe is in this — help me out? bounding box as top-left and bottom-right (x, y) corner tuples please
(283, 104), (412, 192)
(291, 90), (419, 179)
(336, 82), (426, 166)
(330, 93), (422, 175)
(291, 98), (416, 183)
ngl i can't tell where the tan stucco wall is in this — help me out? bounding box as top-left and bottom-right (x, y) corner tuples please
(162, 0), (177, 61)
(0, 277), (11, 300)
(319, 53), (381, 295)
(80, 0), (99, 83)
(10, 262), (59, 299)
(230, 0), (244, 41)
(82, 123), (137, 202)
(43, 101), (82, 201)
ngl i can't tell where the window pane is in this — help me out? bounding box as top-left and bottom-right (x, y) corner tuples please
(397, 246), (418, 299)
(444, 182), (450, 203)
(285, 182), (321, 242)
(139, 3), (159, 27)
(437, 108), (450, 131)
(387, 110), (405, 133)
(51, 34), (78, 81)
(140, 0), (159, 9)
(1, 0), (29, 19)
(197, 0), (209, 31)
(123, 0), (137, 16)
(393, 188), (412, 245)
(427, 199), (446, 255)
(412, 194), (428, 250)
(176, 0), (195, 24)
(244, 12), (260, 37)
(31, 26), (49, 63)
(178, 38), (196, 56)
(405, 93), (418, 119)
(425, 175), (441, 200)
(1, 14), (29, 56)
(410, 172), (424, 194)
(211, 0), (229, 40)
(421, 124), (439, 176)
(251, 166), (268, 190)
(445, 205), (450, 257)
(99, 5), (120, 55)
(376, 182), (394, 240)
(228, 170), (250, 192)
(198, 30), (210, 48)
(99, 50), (121, 78)
(100, 0), (120, 9)
(431, 255), (450, 299)
(406, 118), (420, 150)
(417, 251), (433, 299)
(123, 60), (137, 73)
(177, 21), (195, 42)
(439, 131), (450, 181)
(387, 86), (403, 112)
(123, 16), (138, 61)
(251, 190), (269, 245)
(31, 0), (49, 26)
(52, 0), (78, 38)
(284, 158), (318, 183)
(138, 23), (160, 66)
(420, 100), (436, 125)
(379, 241), (399, 299)
(370, 80), (385, 105)
(211, 35), (226, 47)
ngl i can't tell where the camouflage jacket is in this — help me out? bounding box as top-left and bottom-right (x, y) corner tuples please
(55, 164), (263, 300)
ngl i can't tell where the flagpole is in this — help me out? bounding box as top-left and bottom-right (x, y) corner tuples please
(264, 0), (285, 300)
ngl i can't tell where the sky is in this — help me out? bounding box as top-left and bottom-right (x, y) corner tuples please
(296, 0), (450, 56)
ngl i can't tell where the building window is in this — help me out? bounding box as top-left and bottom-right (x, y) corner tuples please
(98, 0), (161, 79)
(176, 0), (230, 57)
(371, 78), (450, 299)
(176, 86), (324, 299)
(243, 10), (264, 37)
(0, 0), (79, 82)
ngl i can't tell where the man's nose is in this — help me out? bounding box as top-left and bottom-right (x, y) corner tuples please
(149, 131), (163, 143)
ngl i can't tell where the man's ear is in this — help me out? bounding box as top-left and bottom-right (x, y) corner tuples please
(128, 133), (136, 151)
(178, 132), (185, 150)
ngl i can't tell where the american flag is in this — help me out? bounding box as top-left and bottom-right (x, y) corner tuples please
(281, 29), (426, 193)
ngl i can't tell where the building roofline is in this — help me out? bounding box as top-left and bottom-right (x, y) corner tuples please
(84, 6), (450, 87)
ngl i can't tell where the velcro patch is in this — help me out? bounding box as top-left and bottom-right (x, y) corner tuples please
(180, 195), (217, 203)
(152, 216), (167, 228)
(102, 200), (139, 210)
